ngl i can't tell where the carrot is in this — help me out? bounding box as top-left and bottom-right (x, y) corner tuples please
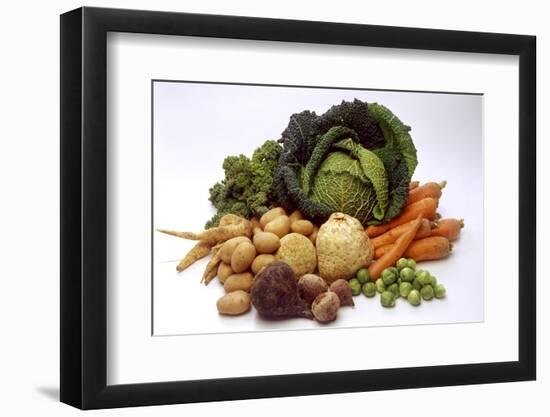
(374, 236), (452, 262)
(431, 218), (464, 241)
(367, 215), (423, 280)
(176, 241), (211, 272)
(157, 219), (252, 245)
(406, 181), (446, 206)
(366, 197), (438, 238)
(371, 218), (433, 249)
(409, 180), (420, 190)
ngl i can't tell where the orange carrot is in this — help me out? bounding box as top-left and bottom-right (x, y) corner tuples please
(371, 218), (432, 249)
(431, 218), (464, 241)
(374, 236), (451, 262)
(409, 180), (420, 190)
(366, 197), (438, 238)
(406, 181), (446, 206)
(367, 215), (423, 280)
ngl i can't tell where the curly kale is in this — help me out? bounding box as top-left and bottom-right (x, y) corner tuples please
(272, 99), (417, 225)
(205, 140), (282, 228)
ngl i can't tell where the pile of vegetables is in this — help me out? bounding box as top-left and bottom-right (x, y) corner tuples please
(157, 99), (468, 325)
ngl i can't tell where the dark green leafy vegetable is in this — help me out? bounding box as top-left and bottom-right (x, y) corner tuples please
(272, 99), (418, 225)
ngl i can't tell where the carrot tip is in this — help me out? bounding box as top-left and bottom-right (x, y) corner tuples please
(430, 220), (440, 229)
(459, 218), (465, 228)
(449, 242), (454, 252)
(438, 180), (447, 189)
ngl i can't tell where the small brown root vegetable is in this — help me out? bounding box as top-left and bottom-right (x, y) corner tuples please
(371, 218), (432, 249)
(368, 215), (423, 280)
(366, 198), (438, 238)
(329, 279), (354, 306)
(308, 225), (319, 245)
(250, 217), (262, 235)
(409, 180), (420, 190)
(219, 213), (246, 227)
(290, 219), (314, 236)
(217, 262), (233, 284)
(253, 231), (281, 254)
(219, 236), (251, 264)
(374, 236), (452, 262)
(250, 261), (313, 319)
(216, 290), (251, 315)
(260, 207), (286, 228)
(202, 247), (222, 285)
(264, 215), (291, 238)
(231, 241), (256, 273)
(406, 181), (447, 206)
(157, 219), (252, 245)
(298, 274), (328, 306)
(251, 254), (276, 274)
(288, 210), (304, 224)
(430, 218), (464, 241)
(311, 291), (341, 323)
(224, 272), (254, 293)
(176, 240), (211, 272)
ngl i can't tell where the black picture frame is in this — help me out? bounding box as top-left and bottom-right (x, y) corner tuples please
(60, 6), (536, 410)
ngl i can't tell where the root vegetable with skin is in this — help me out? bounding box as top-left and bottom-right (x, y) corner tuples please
(157, 220), (252, 245)
(409, 180), (420, 190)
(374, 236), (452, 261)
(406, 181), (446, 206)
(430, 218), (464, 241)
(175, 240), (211, 272)
(371, 218), (433, 249)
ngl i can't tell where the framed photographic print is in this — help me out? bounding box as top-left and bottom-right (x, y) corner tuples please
(60, 6), (536, 410)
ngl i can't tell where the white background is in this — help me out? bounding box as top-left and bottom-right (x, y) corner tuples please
(152, 82), (485, 335)
(0, 0), (545, 416)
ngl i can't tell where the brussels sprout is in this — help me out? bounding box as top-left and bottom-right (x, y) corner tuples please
(416, 270), (431, 287)
(400, 267), (415, 282)
(356, 268), (370, 285)
(407, 289), (421, 306)
(387, 283), (399, 298)
(429, 274), (437, 288)
(380, 291), (395, 307)
(382, 268), (397, 286)
(396, 258), (409, 271)
(434, 283), (446, 299)
(420, 285), (434, 300)
(412, 278), (422, 291)
(406, 258), (417, 270)
(376, 278), (386, 294)
(349, 278), (361, 296)
(399, 282), (413, 298)
(362, 282), (377, 297)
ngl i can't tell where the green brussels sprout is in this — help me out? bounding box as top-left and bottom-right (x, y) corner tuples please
(434, 283), (446, 299)
(416, 270), (431, 287)
(349, 278), (361, 296)
(388, 283), (399, 298)
(407, 289), (421, 306)
(382, 268), (397, 286)
(376, 278), (386, 294)
(362, 282), (377, 297)
(429, 274), (437, 288)
(406, 258), (417, 270)
(380, 291), (395, 307)
(396, 258), (409, 271)
(412, 278), (422, 291)
(399, 282), (413, 298)
(399, 267), (415, 282)
(356, 268), (370, 285)
(397, 277), (402, 285)
(420, 285), (434, 300)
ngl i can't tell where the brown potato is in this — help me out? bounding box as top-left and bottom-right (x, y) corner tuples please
(217, 262), (233, 284)
(216, 290), (251, 315)
(288, 210), (304, 224)
(253, 231), (281, 254)
(250, 217), (263, 235)
(264, 215), (291, 238)
(251, 254), (276, 274)
(291, 219), (314, 236)
(224, 272), (254, 293)
(219, 236), (250, 264)
(259, 207), (286, 227)
(230, 241), (256, 273)
(309, 225), (319, 246)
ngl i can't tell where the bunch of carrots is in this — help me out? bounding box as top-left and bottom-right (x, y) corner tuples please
(366, 181), (464, 280)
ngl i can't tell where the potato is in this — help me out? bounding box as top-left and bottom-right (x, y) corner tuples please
(290, 219), (314, 236)
(288, 210), (304, 224)
(264, 215), (291, 238)
(250, 217), (262, 234)
(217, 262), (233, 284)
(216, 290), (251, 315)
(260, 207), (286, 227)
(224, 272), (254, 293)
(253, 231), (280, 254)
(231, 241), (256, 273)
(251, 254), (276, 274)
(219, 236), (250, 264)
(309, 225), (319, 245)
